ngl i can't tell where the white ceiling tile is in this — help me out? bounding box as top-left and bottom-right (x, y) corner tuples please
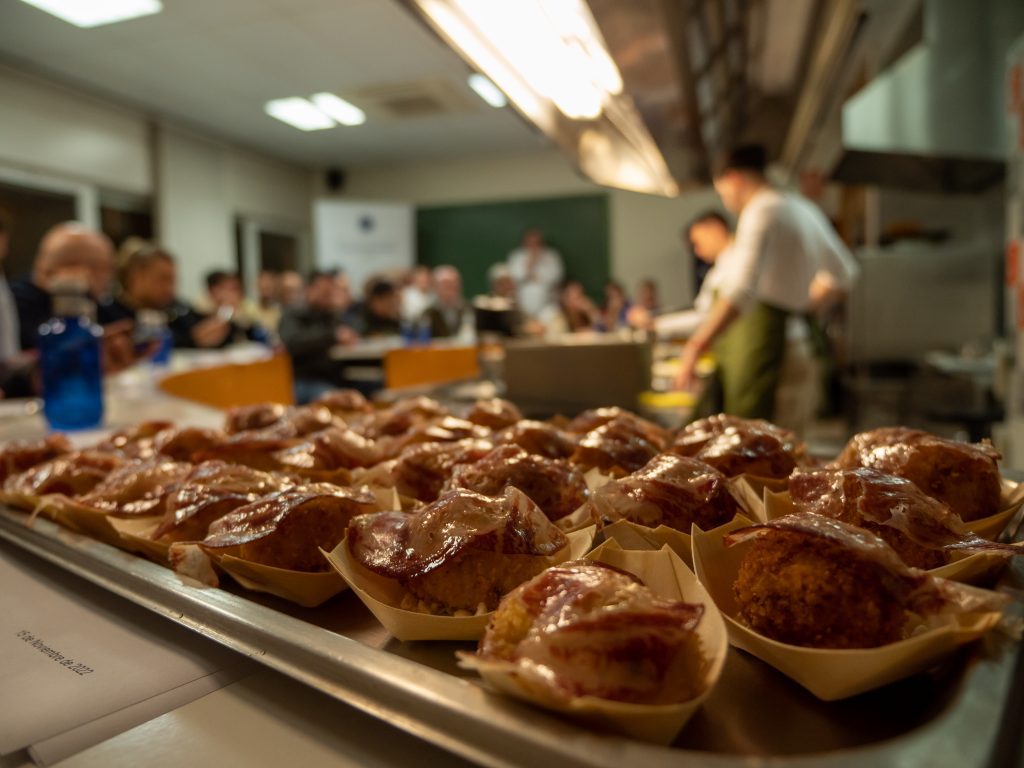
(0, 0), (545, 166)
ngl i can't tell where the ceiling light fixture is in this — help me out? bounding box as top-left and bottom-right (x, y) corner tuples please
(467, 73), (507, 108)
(17, 0), (162, 28)
(417, 0), (621, 122)
(264, 97), (336, 132)
(410, 0), (679, 197)
(311, 93), (367, 126)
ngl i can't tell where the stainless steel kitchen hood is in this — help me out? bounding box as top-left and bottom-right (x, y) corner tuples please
(834, 0), (1024, 192)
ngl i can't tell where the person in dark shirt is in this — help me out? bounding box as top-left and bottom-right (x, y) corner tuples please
(421, 265), (471, 339)
(10, 222), (120, 351)
(358, 278), (402, 337)
(278, 270), (359, 403)
(108, 243), (240, 349)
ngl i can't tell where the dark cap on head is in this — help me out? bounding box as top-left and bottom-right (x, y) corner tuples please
(716, 144), (767, 176)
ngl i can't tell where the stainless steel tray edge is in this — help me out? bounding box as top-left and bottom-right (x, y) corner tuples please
(1, 507), (1020, 768)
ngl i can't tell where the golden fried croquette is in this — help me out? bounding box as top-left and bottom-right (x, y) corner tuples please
(733, 530), (907, 648)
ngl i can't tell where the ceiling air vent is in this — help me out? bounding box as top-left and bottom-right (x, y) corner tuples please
(353, 79), (477, 120)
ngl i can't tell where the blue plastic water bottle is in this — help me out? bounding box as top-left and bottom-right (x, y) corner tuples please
(416, 317), (432, 346)
(38, 279), (104, 431)
(135, 309), (172, 366)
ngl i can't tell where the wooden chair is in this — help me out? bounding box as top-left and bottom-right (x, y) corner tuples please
(383, 345), (480, 390)
(158, 354), (295, 409)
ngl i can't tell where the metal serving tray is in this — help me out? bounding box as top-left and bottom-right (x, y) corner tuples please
(1, 506), (1022, 768)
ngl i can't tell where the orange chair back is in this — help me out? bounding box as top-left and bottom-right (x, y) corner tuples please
(158, 354), (295, 409)
(383, 345), (479, 390)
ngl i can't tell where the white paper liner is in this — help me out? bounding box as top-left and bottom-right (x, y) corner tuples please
(691, 516), (1005, 700)
(106, 515), (172, 564)
(0, 491), (83, 532)
(460, 539), (728, 744)
(598, 517), (740, 569)
(725, 475), (768, 522)
(322, 527), (596, 642)
(965, 478), (1024, 540)
(212, 554), (347, 608)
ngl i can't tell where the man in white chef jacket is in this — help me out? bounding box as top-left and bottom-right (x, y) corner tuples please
(649, 211), (734, 339)
(507, 228), (564, 320)
(674, 145), (859, 424)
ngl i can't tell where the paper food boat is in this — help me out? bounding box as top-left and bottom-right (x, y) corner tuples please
(323, 527), (595, 642)
(461, 538), (728, 744)
(691, 516), (1006, 700)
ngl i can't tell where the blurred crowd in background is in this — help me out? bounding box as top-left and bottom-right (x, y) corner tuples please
(0, 215), (666, 402)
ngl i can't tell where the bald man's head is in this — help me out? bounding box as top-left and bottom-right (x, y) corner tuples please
(433, 265), (462, 307)
(34, 223), (115, 299)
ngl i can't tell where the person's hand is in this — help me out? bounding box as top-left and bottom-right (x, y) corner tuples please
(808, 273), (845, 315)
(626, 305), (652, 330)
(335, 325), (359, 346)
(100, 320), (140, 373)
(673, 342), (702, 391)
(191, 317), (231, 348)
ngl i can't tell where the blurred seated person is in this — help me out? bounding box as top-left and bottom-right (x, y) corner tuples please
(636, 278), (659, 313)
(487, 262), (517, 302)
(401, 265), (434, 322)
(597, 280), (631, 332)
(539, 278), (599, 338)
(421, 265), (472, 339)
(252, 269), (282, 331)
(278, 270), (359, 404)
(0, 209), (30, 397)
(472, 262), (529, 338)
(279, 270), (305, 309)
(195, 270), (272, 343)
(3, 223), (150, 396)
(10, 222), (120, 351)
(110, 243), (234, 349)
(358, 278), (402, 337)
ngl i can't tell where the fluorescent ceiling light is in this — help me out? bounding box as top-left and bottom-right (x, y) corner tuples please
(418, 0), (622, 122)
(18, 0), (162, 28)
(467, 73), (507, 108)
(311, 93), (366, 126)
(264, 97), (335, 131)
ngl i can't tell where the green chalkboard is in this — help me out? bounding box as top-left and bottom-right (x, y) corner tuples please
(416, 193), (610, 301)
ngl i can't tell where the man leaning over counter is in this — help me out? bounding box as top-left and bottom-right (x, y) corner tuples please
(673, 144), (859, 422)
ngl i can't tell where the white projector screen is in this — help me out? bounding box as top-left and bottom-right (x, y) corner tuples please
(313, 199), (414, 297)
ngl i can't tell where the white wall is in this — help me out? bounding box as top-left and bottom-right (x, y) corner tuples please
(0, 65), (150, 194)
(155, 128), (233, 302)
(339, 151), (721, 307)
(156, 125), (313, 300)
(0, 66), (314, 301)
(609, 187), (721, 308)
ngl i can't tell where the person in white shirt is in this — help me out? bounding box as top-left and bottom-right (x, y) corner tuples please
(507, 229), (564, 320)
(675, 145), (859, 421)
(401, 265), (434, 323)
(645, 211), (734, 339)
